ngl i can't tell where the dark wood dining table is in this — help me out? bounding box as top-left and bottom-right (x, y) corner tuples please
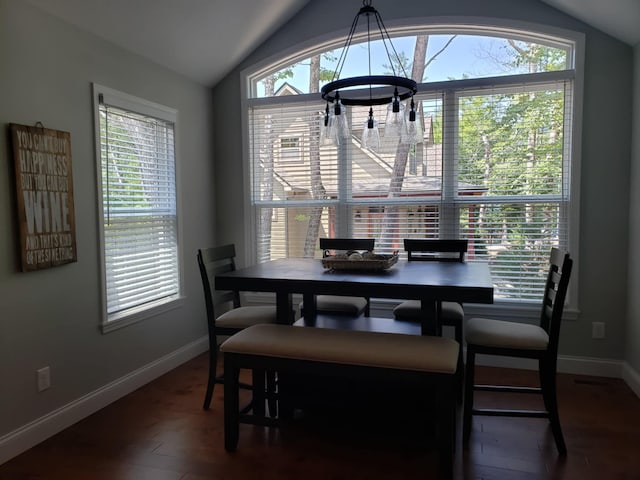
(215, 257), (494, 336)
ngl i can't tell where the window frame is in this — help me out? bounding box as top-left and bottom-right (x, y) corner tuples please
(241, 21), (583, 315)
(279, 136), (304, 164)
(92, 83), (184, 333)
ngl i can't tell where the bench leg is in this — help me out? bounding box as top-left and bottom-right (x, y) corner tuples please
(252, 368), (266, 418)
(276, 371), (295, 420)
(224, 354), (240, 452)
(266, 370), (278, 418)
(436, 381), (455, 480)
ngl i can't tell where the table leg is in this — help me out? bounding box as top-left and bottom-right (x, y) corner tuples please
(302, 293), (317, 321)
(420, 299), (440, 336)
(276, 292), (294, 324)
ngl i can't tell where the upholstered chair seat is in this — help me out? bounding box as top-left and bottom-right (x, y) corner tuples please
(216, 305), (278, 329)
(465, 317), (549, 350)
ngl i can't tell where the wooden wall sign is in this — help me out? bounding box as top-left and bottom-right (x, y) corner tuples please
(10, 123), (77, 271)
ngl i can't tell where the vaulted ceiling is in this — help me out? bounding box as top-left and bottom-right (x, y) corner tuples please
(540, 0), (640, 47)
(23, 0), (310, 87)
(24, 0), (640, 88)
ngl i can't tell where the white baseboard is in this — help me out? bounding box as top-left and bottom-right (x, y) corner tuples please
(623, 362), (640, 398)
(475, 352), (627, 378)
(0, 336), (208, 466)
(477, 354), (640, 398)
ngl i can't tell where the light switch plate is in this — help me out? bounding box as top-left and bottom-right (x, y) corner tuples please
(37, 366), (51, 391)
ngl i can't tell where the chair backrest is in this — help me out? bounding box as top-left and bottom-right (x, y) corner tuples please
(320, 238), (375, 258)
(541, 247), (573, 357)
(404, 239), (468, 262)
(197, 244), (241, 329)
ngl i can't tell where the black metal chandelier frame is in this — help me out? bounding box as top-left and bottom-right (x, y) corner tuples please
(321, 75), (417, 106)
(320, 0), (418, 108)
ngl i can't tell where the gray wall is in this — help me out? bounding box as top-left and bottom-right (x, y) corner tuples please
(628, 44), (640, 373)
(213, 0), (635, 361)
(0, 0), (215, 438)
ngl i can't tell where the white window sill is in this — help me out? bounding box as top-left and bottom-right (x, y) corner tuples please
(101, 296), (184, 333)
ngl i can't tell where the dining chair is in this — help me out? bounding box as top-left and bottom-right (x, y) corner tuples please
(299, 237), (375, 317)
(393, 239), (468, 392)
(462, 247), (573, 455)
(197, 244), (278, 411)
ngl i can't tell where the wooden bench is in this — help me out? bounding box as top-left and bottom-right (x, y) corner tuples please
(221, 323), (459, 478)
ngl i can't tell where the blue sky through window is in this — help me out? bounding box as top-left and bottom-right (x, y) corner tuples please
(255, 34), (569, 97)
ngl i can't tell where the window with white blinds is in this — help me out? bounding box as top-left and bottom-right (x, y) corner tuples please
(247, 29), (577, 304)
(94, 84), (181, 328)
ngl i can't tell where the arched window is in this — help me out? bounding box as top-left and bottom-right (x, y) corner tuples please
(245, 25), (577, 304)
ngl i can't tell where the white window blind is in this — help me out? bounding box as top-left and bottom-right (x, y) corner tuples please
(453, 81), (571, 301)
(96, 86), (180, 324)
(248, 75), (573, 302)
(250, 98), (338, 261)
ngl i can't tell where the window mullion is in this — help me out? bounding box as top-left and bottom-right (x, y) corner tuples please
(337, 132), (350, 237)
(441, 90), (458, 238)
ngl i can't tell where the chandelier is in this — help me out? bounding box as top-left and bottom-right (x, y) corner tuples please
(320, 0), (419, 151)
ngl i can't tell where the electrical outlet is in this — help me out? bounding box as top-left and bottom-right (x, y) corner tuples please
(592, 322), (605, 339)
(37, 366), (51, 392)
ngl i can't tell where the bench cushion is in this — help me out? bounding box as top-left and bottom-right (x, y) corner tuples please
(221, 324), (459, 374)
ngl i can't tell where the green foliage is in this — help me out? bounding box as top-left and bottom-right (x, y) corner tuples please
(457, 89), (564, 197)
(506, 41), (567, 72)
(319, 52), (338, 82)
(382, 51), (412, 77)
(100, 113), (152, 209)
(273, 67), (295, 82)
(449, 41), (568, 274)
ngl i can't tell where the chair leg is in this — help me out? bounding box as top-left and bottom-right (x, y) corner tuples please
(223, 355), (240, 452)
(203, 343), (219, 410)
(266, 370), (278, 418)
(454, 322), (464, 404)
(540, 358), (567, 455)
(538, 359), (552, 413)
(462, 347), (476, 443)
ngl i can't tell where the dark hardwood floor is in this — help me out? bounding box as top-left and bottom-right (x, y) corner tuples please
(1, 353), (639, 479)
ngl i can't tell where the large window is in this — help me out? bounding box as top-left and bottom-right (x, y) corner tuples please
(93, 84), (182, 330)
(246, 27), (578, 304)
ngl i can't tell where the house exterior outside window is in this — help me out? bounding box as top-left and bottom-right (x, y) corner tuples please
(245, 26), (579, 305)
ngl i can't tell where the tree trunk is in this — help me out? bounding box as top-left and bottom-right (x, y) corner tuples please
(379, 35), (429, 252)
(303, 55), (327, 257)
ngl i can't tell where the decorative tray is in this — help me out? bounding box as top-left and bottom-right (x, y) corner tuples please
(321, 251), (399, 271)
